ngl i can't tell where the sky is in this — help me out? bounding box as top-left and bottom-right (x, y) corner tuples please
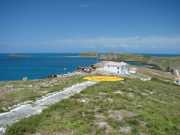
(0, 0), (180, 54)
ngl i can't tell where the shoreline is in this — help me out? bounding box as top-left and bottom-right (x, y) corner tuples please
(0, 71), (81, 83)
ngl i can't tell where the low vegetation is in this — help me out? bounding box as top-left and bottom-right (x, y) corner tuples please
(0, 75), (84, 112)
(6, 78), (180, 135)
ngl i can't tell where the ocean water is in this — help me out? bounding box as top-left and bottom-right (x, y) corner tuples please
(0, 53), (97, 81)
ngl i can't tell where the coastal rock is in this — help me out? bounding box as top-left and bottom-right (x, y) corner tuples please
(113, 90), (124, 95)
(108, 110), (136, 122)
(119, 126), (132, 134)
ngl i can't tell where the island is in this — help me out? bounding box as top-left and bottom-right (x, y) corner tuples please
(80, 52), (98, 58)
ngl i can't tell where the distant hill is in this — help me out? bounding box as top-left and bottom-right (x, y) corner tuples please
(80, 52), (97, 57)
(99, 53), (180, 72)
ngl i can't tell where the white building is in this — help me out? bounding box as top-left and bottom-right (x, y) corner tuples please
(175, 79), (180, 85)
(174, 70), (180, 85)
(102, 61), (129, 75)
(129, 67), (137, 74)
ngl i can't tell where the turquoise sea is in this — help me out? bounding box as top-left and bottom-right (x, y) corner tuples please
(0, 53), (97, 81)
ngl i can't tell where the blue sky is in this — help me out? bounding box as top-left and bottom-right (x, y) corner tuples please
(0, 0), (180, 53)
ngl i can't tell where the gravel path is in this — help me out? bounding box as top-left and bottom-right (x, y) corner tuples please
(0, 81), (96, 135)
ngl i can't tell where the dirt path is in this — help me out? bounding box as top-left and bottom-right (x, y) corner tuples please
(0, 81), (96, 135)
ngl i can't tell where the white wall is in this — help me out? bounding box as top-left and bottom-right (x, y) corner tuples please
(103, 65), (129, 75)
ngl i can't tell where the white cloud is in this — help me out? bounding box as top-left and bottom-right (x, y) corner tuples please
(51, 36), (180, 53)
(53, 36), (180, 47)
(1, 36), (180, 53)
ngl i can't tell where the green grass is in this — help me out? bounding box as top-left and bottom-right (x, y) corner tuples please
(0, 75), (84, 112)
(5, 78), (180, 135)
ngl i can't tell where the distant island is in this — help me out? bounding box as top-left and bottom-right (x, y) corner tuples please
(8, 54), (31, 58)
(80, 52), (98, 57)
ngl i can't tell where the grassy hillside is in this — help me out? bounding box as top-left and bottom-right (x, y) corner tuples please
(6, 78), (180, 135)
(0, 76), (83, 112)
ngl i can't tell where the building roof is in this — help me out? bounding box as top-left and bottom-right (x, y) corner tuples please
(102, 61), (128, 67)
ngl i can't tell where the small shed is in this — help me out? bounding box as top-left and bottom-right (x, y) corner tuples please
(174, 70), (180, 85)
(175, 77), (180, 85)
(129, 67), (137, 74)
